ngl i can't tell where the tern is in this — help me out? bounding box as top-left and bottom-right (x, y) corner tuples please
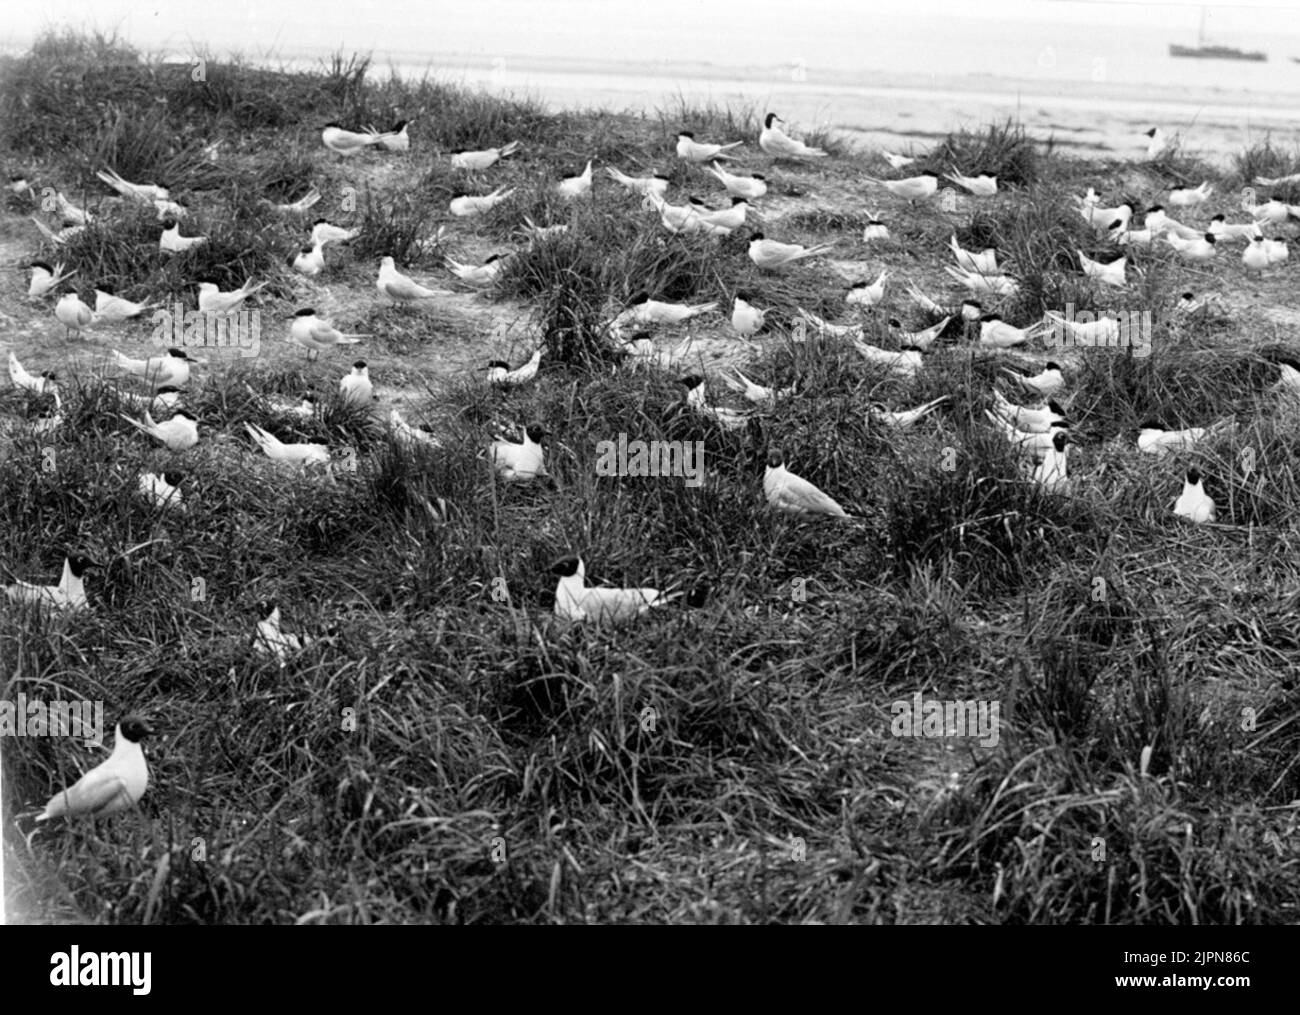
(731, 294), (767, 336)
(1030, 431), (1070, 492)
(378, 256), (439, 303)
(291, 240), (325, 277)
(93, 289), (158, 322)
(1137, 420), (1229, 455)
(984, 409), (1067, 461)
(446, 253), (506, 287)
(1110, 220), (1153, 247)
(945, 266), (1019, 296)
(853, 340), (923, 378)
(991, 390), (1068, 433)
(389, 408), (441, 447)
(945, 170), (998, 197)
(27, 260), (74, 298)
(1254, 172), (1300, 186)
(865, 174), (938, 202)
(159, 218), (206, 254)
(5, 555), (98, 612)
(1042, 311), (1119, 346)
(1206, 214), (1257, 242)
(253, 601), (314, 665)
(881, 150), (916, 169)
(1166, 232), (1217, 261)
(759, 112), (827, 159)
(1168, 181), (1212, 207)
(871, 395), (948, 428)
(1145, 206), (1201, 241)
(1173, 468), (1215, 523)
(54, 293), (95, 337)
(36, 716), (152, 820)
(748, 232), (834, 270)
(764, 448), (852, 518)
(796, 308), (863, 340)
(119, 408), (199, 451)
(449, 141), (521, 170)
(605, 166), (672, 198)
(696, 197), (751, 231)
(96, 168), (169, 203)
(722, 368), (795, 404)
(1243, 234), (1270, 273)
(198, 279), (267, 314)
(611, 293), (718, 331)
(950, 235), (997, 273)
(490, 424), (548, 481)
(321, 122), (383, 155)
(9, 352), (58, 395)
(1266, 236), (1289, 264)
(31, 217), (85, 246)
(903, 281), (946, 315)
(1078, 250), (1127, 286)
(1250, 198), (1299, 226)
(138, 470), (185, 511)
(310, 219), (360, 246)
(487, 349), (542, 386)
(678, 375), (751, 430)
(54, 191), (92, 225)
(558, 160), (593, 199)
(862, 215), (890, 242)
(1001, 362), (1064, 399)
(449, 187), (514, 217)
(707, 163), (767, 200)
(290, 310), (365, 358)
(119, 384), (183, 416)
(267, 187), (321, 215)
(676, 131), (743, 162)
(1077, 198), (1133, 229)
(245, 422), (331, 466)
(550, 556), (680, 624)
(846, 270), (889, 308)
(888, 316), (951, 351)
(111, 347), (195, 388)
(374, 119), (412, 152)
(339, 361), (373, 405)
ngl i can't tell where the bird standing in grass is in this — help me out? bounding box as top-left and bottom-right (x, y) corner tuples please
(764, 449), (852, 518)
(449, 141), (520, 170)
(111, 348), (195, 388)
(676, 131), (743, 162)
(6, 555), (98, 612)
(253, 601), (313, 665)
(54, 292), (94, 338)
(490, 424), (548, 481)
(339, 361), (373, 406)
(759, 113), (827, 159)
(1174, 468), (1215, 523)
(487, 350), (542, 386)
(28, 260), (74, 298)
(120, 408), (199, 451)
(377, 256), (439, 304)
(321, 122), (383, 155)
(292, 240), (325, 277)
(138, 471), (185, 511)
(748, 233), (834, 269)
(549, 556), (680, 624)
(731, 294), (767, 336)
(707, 163), (767, 200)
(449, 187), (514, 217)
(558, 160), (593, 199)
(9, 351), (58, 395)
(36, 717), (152, 821)
(93, 289), (157, 323)
(159, 219), (206, 254)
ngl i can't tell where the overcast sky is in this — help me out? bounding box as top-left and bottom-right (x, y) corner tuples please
(7, 0), (1300, 55)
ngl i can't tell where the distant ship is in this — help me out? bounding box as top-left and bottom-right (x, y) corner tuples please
(1170, 8), (1267, 62)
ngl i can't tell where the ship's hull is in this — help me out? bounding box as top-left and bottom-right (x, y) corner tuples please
(1169, 44), (1267, 61)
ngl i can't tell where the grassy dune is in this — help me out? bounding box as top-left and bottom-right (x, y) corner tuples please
(3, 30), (1300, 924)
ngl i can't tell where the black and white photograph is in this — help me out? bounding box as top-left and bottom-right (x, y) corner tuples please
(0, 0), (1295, 956)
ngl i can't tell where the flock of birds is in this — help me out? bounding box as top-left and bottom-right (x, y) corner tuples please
(7, 107), (1300, 820)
